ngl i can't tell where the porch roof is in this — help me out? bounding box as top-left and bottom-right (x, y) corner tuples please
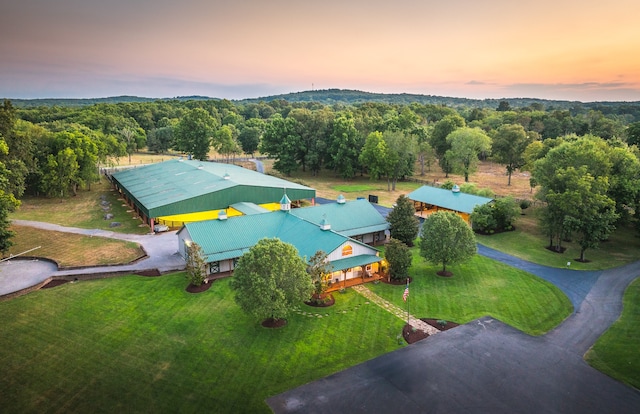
(329, 254), (381, 272)
(406, 185), (493, 214)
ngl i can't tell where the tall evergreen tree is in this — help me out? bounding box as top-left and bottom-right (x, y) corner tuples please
(386, 195), (419, 246)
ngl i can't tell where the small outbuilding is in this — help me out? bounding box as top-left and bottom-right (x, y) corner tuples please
(406, 185), (493, 223)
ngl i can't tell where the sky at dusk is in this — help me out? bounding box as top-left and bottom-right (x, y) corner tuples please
(2, 0), (639, 102)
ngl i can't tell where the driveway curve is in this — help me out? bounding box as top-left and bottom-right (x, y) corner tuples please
(268, 256), (640, 413)
(0, 220), (185, 297)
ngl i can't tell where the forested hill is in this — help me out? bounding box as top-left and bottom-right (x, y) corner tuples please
(6, 89), (640, 115)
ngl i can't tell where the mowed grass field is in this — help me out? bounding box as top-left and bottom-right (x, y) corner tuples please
(3, 152), (638, 409)
(476, 207), (640, 270)
(0, 261), (573, 413)
(585, 278), (640, 390)
(370, 249), (573, 335)
(0, 274), (404, 413)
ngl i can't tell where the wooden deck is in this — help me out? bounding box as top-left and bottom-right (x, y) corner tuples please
(325, 273), (386, 292)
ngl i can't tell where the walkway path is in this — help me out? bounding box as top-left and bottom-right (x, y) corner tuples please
(268, 255), (640, 413)
(352, 284), (439, 335)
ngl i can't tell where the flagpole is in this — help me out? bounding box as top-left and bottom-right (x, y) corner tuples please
(406, 278), (410, 325)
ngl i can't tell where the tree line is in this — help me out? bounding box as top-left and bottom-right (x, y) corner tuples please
(1, 96), (639, 261)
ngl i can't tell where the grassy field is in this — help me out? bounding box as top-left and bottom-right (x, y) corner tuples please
(370, 249), (573, 335)
(0, 274), (404, 413)
(11, 177), (149, 235)
(585, 278), (640, 390)
(476, 207), (640, 270)
(6, 225), (143, 267)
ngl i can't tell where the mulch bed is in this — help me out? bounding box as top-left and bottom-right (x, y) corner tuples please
(41, 280), (70, 289)
(436, 271), (454, 277)
(262, 318), (287, 328)
(305, 293), (335, 307)
(186, 281), (213, 293)
(403, 319), (460, 344)
(135, 269), (161, 277)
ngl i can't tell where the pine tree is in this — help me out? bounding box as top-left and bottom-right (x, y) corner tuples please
(386, 195), (419, 246)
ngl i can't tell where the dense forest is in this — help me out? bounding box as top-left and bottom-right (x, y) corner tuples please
(1, 89), (640, 257)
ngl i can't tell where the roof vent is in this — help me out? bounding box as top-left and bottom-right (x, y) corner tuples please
(337, 194), (346, 204)
(452, 184), (460, 193)
(280, 193), (291, 211)
(197, 164), (204, 170)
(223, 172), (230, 180)
(320, 217), (331, 231)
(218, 210), (228, 220)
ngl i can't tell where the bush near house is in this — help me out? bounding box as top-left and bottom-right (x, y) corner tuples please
(471, 196), (520, 234)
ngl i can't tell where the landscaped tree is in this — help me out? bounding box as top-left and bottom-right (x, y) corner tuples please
(420, 211), (476, 276)
(307, 250), (333, 301)
(230, 238), (314, 325)
(492, 124), (533, 185)
(185, 241), (207, 287)
(445, 127), (491, 182)
(173, 108), (218, 161)
(387, 195), (420, 246)
(384, 238), (412, 281)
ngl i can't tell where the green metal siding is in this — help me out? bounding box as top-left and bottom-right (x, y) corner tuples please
(110, 159), (315, 218)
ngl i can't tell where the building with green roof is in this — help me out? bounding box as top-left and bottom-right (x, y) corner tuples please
(290, 198), (388, 245)
(177, 199), (386, 289)
(108, 159), (315, 230)
(406, 185), (493, 223)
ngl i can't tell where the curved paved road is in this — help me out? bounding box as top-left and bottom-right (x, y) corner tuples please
(0, 220), (185, 297)
(268, 258), (640, 413)
(3, 209), (640, 413)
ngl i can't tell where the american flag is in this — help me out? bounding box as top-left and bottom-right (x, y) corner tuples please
(403, 282), (409, 302)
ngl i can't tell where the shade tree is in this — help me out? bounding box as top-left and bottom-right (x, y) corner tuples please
(230, 238), (314, 324)
(419, 211), (476, 276)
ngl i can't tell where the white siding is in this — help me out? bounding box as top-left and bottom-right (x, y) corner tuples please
(327, 241), (378, 261)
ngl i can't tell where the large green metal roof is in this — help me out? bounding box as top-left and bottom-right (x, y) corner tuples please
(290, 199), (388, 237)
(406, 185), (493, 214)
(181, 210), (377, 264)
(110, 159), (315, 218)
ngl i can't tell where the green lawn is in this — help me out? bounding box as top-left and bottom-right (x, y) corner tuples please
(371, 250), (573, 335)
(0, 274), (404, 413)
(476, 208), (640, 270)
(585, 278), (640, 390)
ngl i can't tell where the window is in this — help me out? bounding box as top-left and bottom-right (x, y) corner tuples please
(232, 258), (239, 268)
(342, 245), (353, 256)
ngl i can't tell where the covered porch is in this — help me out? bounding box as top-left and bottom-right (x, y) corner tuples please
(324, 254), (387, 292)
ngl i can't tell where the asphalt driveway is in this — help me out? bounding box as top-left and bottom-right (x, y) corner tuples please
(267, 259), (640, 414)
